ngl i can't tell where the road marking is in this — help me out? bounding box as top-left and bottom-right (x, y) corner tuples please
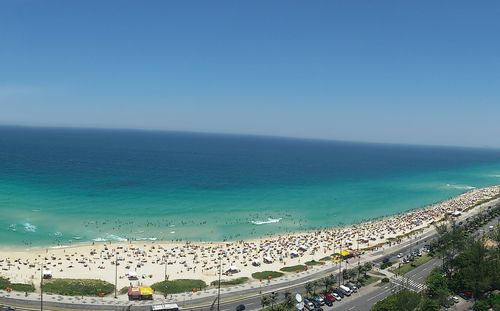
(367, 289), (390, 302)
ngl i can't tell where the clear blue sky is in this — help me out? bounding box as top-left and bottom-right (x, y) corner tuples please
(1, 1), (499, 147)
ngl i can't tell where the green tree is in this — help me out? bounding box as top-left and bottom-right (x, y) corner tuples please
(304, 282), (314, 297)
(261, 295), (270, 309)
(282, 291), (294, 309)
(418, 298), (440, 311)
(425, 268), (449, 305)
(320, 274), (335, 292)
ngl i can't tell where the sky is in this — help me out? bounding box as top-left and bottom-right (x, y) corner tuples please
(1, 1), (499, 147)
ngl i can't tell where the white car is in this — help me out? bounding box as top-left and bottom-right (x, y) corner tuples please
(397, 253), (402, 258)
(332, 292), (342, 301)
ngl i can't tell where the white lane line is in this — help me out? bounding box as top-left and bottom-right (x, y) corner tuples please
(367, 289), (391, 302)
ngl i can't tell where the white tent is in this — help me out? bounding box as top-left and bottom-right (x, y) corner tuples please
(252, 260), (261, 267)
(127, 271), (138, 280)
(42, 269), (52, 279)
(290, 251), (299, 258)
(298, 245), (308, 251)
(226, 265), (239, 273)
(263, 256), (273, 264)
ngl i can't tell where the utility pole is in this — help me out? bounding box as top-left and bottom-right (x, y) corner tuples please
(40, 260), (44, 311)
(338, 239), (342, 286)
(114, 250), (118, 299)
(164, 253), (168, 281)
(217, 256), (222, 311)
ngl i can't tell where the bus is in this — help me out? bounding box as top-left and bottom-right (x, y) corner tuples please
(151, 304), (179, 311)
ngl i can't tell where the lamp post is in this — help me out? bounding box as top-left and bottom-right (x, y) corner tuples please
(164, 253), (168, 281)
(114, 250), (118, 299)
(40, 260), (43, 311)
(217, 256), (222, 311)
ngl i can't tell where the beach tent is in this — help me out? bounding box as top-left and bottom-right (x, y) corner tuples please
(298, 245), (308, 251)
(128, 287), (141, 300)
(263, 256), (273, 264)
(140, 287), (154, 300)
(290, 251), (299, 258)
(127, 271), (138, 280)
(340, 250), (350, 257)
(42, 269), (52, 279)
(252, 260), (261, 267)
(226, 265), (239, 274)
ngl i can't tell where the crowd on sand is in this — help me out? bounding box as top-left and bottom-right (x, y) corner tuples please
(1, 186), (498, 291)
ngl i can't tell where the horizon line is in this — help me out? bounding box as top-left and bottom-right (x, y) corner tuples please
(0, 122), (498, 151)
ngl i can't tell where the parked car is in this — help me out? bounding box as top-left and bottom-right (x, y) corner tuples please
(236, 304), (245, 311)
(452, 296), (459, 303)
(303, 298), (315, 310)
(332, 288), (344, 298)
(346, 282), (358, 292)
(340, 285), (352, 296)
(325, 292), (337, 303)
(312, 296), (325, 306)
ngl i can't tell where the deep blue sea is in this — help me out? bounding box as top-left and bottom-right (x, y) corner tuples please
(1, 126), (500, 247)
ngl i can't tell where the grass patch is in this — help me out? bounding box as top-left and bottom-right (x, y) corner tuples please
(319, 256), (332, 261)
(210, 277), (249, 287)
(280, 265), (307, 273)
(251, 271), (284, 280)
(151, 279), (207, 294)
(305, 260), (325, 266)
(10, 283), (35, 292)
(392, 255), (432, 275)
(362, 276), (381, 286)
(43, 278), (114, 296)
(119, 286), (129, 295)
(0, 276), (35, 293)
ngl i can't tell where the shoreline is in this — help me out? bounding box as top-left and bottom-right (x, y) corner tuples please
(0, 185), (499, 289)
(1, 184), (498, 253)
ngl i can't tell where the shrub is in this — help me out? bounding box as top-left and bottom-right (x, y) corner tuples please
(151, 279), (207, 294)
(251, 271), (284, 280)
(43, 279), (114, 296)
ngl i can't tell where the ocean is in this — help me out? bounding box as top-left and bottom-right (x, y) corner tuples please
(1, 126), (500, 247)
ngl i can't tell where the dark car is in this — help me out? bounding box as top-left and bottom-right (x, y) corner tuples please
(312, 296), (325, 306)
(236, 304), (245, 311)
(304, 298), (315, 310)
(333, 288), (345, 298)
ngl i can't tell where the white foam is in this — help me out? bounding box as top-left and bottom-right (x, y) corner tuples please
(251, 217), (282, 225)
(488, 174), (500, 178)
(92, 234), (128, 242)
(170, 231), (175, 234)
(23, 222), (37, 232)
(53, 231), (62, 237)
(445, 184), (476, 190)
(136, 237), (158, 241)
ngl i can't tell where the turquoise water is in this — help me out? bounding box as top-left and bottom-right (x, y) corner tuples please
(1, 126), (500, 247)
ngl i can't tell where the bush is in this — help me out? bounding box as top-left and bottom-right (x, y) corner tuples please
(151, 279), (207, 294)
(10, 283), (35, 292)
(381, 277), (390, 283)
(43, 279), (114, 296)
(305, 260), (324, 266)
(380, 261), (394, 269)
(251, 271), (284, 280)
(0, 276), (35, 293)
(280, 265), (307, 273)
(210, 277), (249, 286)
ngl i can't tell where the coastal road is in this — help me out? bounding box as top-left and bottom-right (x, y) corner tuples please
(1, 200), (498, 311)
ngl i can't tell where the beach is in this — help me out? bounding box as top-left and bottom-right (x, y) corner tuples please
(1, 185), (499, 293)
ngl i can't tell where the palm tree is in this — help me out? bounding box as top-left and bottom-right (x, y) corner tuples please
(321, 274), (335, 292)
(312, 280), (319, 295)
(363, 262), (373, 277)
(305, 282), (314, 297)
(283, 291), (294, 308)
(269, 292), (278, 310)
(261, 295), (270, 310)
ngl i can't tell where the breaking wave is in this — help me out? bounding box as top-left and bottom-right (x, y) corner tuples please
(251, 217), (282, 225)
(445, 184), (476, 190)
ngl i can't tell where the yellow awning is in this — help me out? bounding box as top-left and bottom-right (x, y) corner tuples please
(340, 250), (350, 256)
(140, 287), (154, 295)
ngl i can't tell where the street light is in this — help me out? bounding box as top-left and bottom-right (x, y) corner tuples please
(114, 250), (118, 299)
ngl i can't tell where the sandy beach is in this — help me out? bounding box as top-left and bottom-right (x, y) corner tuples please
(1, 185), (499, 292)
